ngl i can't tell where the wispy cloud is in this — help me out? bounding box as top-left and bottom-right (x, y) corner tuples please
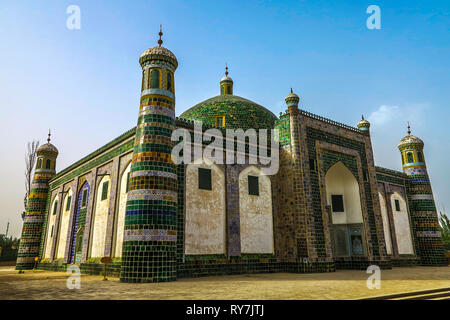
(368, 105), (400, 126)
(368, 103), (430, 129)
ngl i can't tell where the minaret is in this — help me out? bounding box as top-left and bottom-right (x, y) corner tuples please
(398, 123), (446, 265)
(120, 27), (179, 283)
(220, 64), (233, 95)
(16, 131), (58, 270)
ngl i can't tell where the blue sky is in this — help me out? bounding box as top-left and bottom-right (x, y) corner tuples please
(0, 0), (449, 237)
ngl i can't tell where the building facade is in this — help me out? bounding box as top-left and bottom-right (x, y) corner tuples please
(17, 33), (447, 282)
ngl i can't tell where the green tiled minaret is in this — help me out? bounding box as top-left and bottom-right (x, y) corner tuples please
(398, 124), (446, 265)
(120, 27), (179, 282)
(16, 132), (58, 270)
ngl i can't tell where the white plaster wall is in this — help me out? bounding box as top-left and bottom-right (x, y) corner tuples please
(378, 192), (393, 255)
(185, 160), (226, 255)
(391, 192), (414, 255)
(90, 176), (110, 257)
(56, 189), (72, 259)
(44, 196), (58, 259)
(325, 162), (363, 225)
(114, 163), (131, 257)
(239, 166), (274, 254)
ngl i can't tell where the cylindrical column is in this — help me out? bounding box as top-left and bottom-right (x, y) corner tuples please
(16, 135), (58, 270)
(120, 30), (179, 283)
(398, 125), (446, 265)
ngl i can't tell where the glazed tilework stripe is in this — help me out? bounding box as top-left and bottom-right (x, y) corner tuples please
(130, 170), (177, 179)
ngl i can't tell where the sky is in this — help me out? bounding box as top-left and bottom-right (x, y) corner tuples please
(0, 0), (449, 238)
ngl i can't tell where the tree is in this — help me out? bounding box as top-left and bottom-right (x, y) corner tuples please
(438, 211), (450, 251)
(24, 140), (40, 212)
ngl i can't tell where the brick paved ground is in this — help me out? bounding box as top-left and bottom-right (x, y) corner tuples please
(0, 266), (448, 300)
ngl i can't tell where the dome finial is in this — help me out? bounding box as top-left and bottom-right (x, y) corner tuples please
(47, 129), (51, 144)
(225, 63), (229, 77)
(408, 121), (411, 135)
(362, 114), (365, 120)
(290, 88), (293, 94)
(158, 24), (163, 47)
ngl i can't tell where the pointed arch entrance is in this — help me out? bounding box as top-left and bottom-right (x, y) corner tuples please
(325, 161), (366, 257)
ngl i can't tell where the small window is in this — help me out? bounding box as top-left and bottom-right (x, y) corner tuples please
(52, 201), (58, 215)
(221, 86), (224, 95)
(309, 158), (316, 171)
(51, 225), (54, 238)
(37, 159), (42, 169)
(215, 115), (225, 127)
(394, 199), (400, 211)
(363, 169), (368, 182)
(167, 72), (172, 91)
(407, 152), (414, 163)
(248, 175), (259, 196)
(331, 195), (344, 212)
(81, 189), (88, 207)
(46, 159), (51, 169)
(101, 181), (109, 201)
(126, 172), (131, 192)
(417, 151), (423, 163)
(226, 86), (231, 94)
(66, 196), (72, 211)
(401, 153), (405, 164)
(198, 168), (212, 190)
(150, 69), (160, 88)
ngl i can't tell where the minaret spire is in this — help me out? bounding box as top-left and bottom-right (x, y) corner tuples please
(407, 122), (411, 135)
(47, 129), (51, 143)
(225, 63), (229, 77)
(158, 24), (163, 47)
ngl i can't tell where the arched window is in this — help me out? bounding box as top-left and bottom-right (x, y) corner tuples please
(227, 86), (231, 94)
(417, 151), (423, 163)
(46, 159), (51, 169)
(167, 72), (172, 91)
(142, 69), (148, 90)
(401, 154), (405, 165)
(407, 152), (414, 163)
(37, 158), (42, 169)
(150, 69), (160, 88)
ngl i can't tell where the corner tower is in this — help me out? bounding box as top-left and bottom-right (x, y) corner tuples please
(16, 132), (58, 270)
(120, 27), (179, 283)
(398, 124), (446, 265)
(357, 115), (370, 134)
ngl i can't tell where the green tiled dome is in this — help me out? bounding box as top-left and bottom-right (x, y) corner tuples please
(179, 95), (277, 130)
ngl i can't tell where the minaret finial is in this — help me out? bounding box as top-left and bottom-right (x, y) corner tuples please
(158, 25), (163, 47)
(47, 129), (51, 143)
(290, 88), (293, 94)
(362, 114), (364, 120)
(408, 122), (411, 135)
(225, 63), (229, 77)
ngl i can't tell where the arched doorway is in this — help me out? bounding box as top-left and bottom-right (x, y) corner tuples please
(325, 162), (366, 257)
(69, 181), (90, 264)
